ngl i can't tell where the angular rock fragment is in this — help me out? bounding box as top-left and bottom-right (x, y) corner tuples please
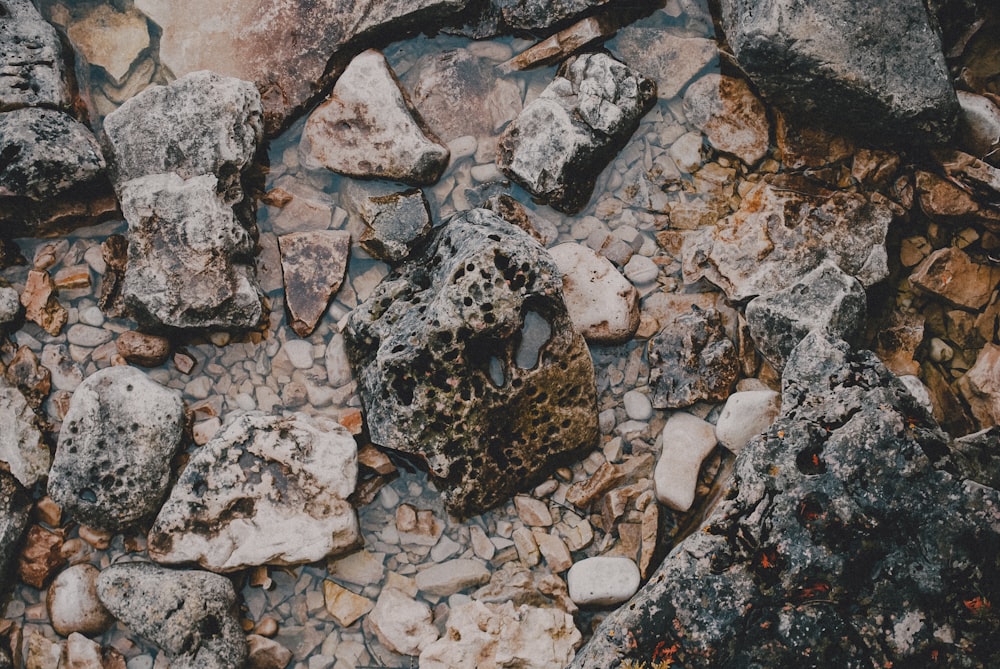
(958, 343), (1000, 428)
(47, 366), (185, 532)
(0, 380), (48, 488)
(367, 588), (439, 656)
(549, 242), (639, 344)
(683, 73), (770, 165)
(0, 470), (31, 596)
(0, 0), (70, 110)
(21, 269), (67, 336)
(278, 230), (350, 336)
(301, 50), (449, 185)
(909, 246), (1000, 310)
(65, 4), (151, 86)
(502, 15), (617, 72)
(97, 562), (247, 669)
(612, 28), (718, 100)
(322, 580), (373, 627)
(464, 0), (627, 35)
(148, 412), (359, 572)
(340, 180), (432, 263)
(17, 523), (63, 588)
(345, 208), (598, 516)
(497, 52), (656, 213)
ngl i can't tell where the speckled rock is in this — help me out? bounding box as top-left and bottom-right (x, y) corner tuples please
(571, 333), (1000, 668)
(367, 588), (439, 656)
(0, 471), (31, 596)
(345, 208), (598, 517)
(97, 562), (248, 669)
(0, 285), (20, 328)
(278, 230), (350, 336)
(47, 366), (185, 532)
(549, 242), (639, 344)
(116, 331), (171, 368)
(463, 0), (625, 35)
(497, 52), (656, 213)
(148, 411), (359, 572)
(0, 0), (70, 110)
(0, 380), (47, 488)
(340, 180), (432, 264)
(46, 563), (115, 636)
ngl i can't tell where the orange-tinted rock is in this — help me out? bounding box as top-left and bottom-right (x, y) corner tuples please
(277, 230), (350, 337)
(683, 73), (770, 165)
(502, 15), (617, 72)
(17, 524), (65, 589)
(5, 346), (50, 409)
(116, 331), (171, 367)
(20, 269), (67, 336)
(910, 246), (1000, 309)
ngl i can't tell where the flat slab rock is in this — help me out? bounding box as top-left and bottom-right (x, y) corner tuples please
(278, 230), (350, 336)
(571, 333), (1000, 668)
(549, 242), (639, 344)
(148, 411), (360, 572)
(345, 208), (598, 517)
(611, 28), (718, 101)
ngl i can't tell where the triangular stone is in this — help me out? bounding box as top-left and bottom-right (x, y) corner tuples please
(278, 230), (350, 337)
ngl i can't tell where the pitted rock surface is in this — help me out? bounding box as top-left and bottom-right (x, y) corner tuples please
(571, 333), (1000, 668)
(47, 366), (185, 532)
(96, 562), (247, 669)
(0, 470), (30, 597)
(0, 379), (48, 488)
(0, 0), (70, 110)
(345, 208), (598, 517)
(148, 412), (360, 572)
(497, 52), (656, 213)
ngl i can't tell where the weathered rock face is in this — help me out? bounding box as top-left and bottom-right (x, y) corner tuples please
(278, 230), (350, 336)
(0, 380), (48, 488)
(611, 28), (718, 101)
(571, 333), (1000, 668)
(909, 246), (1000, 310)
(719, 0), (958, 145)
(148, 412), (359, 572)
(64, 4), (151, 86)
(345, 208), (598, 517)
(301, 49), (449, 185)
(0, 470), (31, 596)
(340, 180), (432, 263)
(682, 175), (891, 303)
(683, 73), (771, 165)
(47, 366), (185, 532)
(0, 0), (69, 111)
(497, 52), (656, 213)
(96, 562), (248, 669)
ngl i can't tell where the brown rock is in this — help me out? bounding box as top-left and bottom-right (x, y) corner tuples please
(97, 234), (128, 317)
(922, 361), (976, 437)
(277, 230), (350, 337)
(481, 194), (558, 246)
(53, 265), (91, 291)
(514, 495), (553, 527)
(502, 15), (617, 72)
(532, 530), (572, 573)
(775, 111), (854, 169)
(851, 148), (901, 189)
(899, 236), (932, 268)
(20, 270), (67, 336)
(683, 73), (770, 165)
(916, 170), (987, 221)
(565, 461), (625, 509)
(958, 343), (1000, 428)
(322, 580), (373, 627)
(17, 524), (65, 589)
(639, 501), (658, 579)
(247, 634), (293, 669)
(66, 5), (150, 85)
(116, 331), (171, 367)
(357, 444), (396, 476)
(874, 310), (925, 377)
(910, 246), (1000, 309)
(5, 346), (50, 410)
(395, 504), (443, 546)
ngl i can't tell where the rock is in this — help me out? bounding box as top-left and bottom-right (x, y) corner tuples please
(683, 73), (770, 165)
(328, 549), (385, 587)
(468, 0), (623, 34)
(0, 470), (31, 595)
(533, 530), (572, 573)
(874, 310), (925, 377)
(367, 588), (439, 656)
(419, 600), (581, 669)
(0, 0), (69, 110)
(63, 632), (105, 669)
(301, 50), (449, 185)
(119, 173), (264, 331)
(950, 427), (1000, 489)
(0, 285), (20, 327)
(718, 0), (957, 145)
(278, 230), (350, 336)
(340, 181), (432, 264)
(549, 243), (639, 344)
(415, 558), (490, 596)
(17, 523), (64, 588)
(5, 345), (50, 409)
(322, 580), (373, 627)
(345, 209), (598, 517)
(96, 562), (248, 669)
(915, 170), (987, 222)
(264, 177), (339, 234)
(46, 564), (114, 636)
(0, 380), (47, 488)
(497, 52), (656, 213)
(134, 0), (470, 133)
(714, 389), (781, 454)
(47, 366), (185, 532)
(956, 90), (1000, 160)
(612, 29), (718, 101)
(570, 333), (1000, 668)
(502, 15), (617, 72)
(246, 635), (293, 669)
(958, 343), (1000, 428)
(648, 305), (738, 409)
(25, 631), (61, 669)
(395, 504), (444, 546)
(148, 412), (359, 572)
(480, 194), (559, 245)
(325, 333), (352, 387)
(65, 5), (150, 85)
(775, 112), (856, 169)
(653, 411), (718, 512)
(21, 269), (68, 336)
(566, 556), (640, 606)
(682, 175), (891, 302)
(745, 260), (867, 372)
(116, 331), (171, 368)
(514, 495), (553, 527)
(910, 246), (1000, 310)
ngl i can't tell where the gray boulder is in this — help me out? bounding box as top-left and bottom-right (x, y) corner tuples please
(97, 562), (247, 669)
(0, 470), (30, 597)
(497, 51), (656, 213)
(0, 0), (69, 111)
(719, 0), (957, 145)
(0, 379), (48, 488)
(345, 208), (598, 517)
(47, 366), (185, 532)
(571, 333), (1000, 667)
(340, 179), (433, 264)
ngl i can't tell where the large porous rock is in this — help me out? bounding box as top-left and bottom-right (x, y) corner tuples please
(570, 333), (1000, 668)
(0, 471), (31, 596)
(682, 175), (891, 302)
(497, 52), (656, 213)
(148, 412), (359, 572)
(718, 0), (957, 145)
(134, 0), (470, 134)
(0, 379), (48, 488)
(0, 0), (70, 110)
(345, 208), (598, 517)
(96, 562), (247, 669)
(301, 49), (449, 185)
(47, 366), (185, 532)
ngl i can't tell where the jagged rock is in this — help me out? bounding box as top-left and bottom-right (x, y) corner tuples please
(415, 558), (490, 596)
(134, 0), (470, 133)
(502, 16), (617, 72)
(0, 0), (70, 110)
(367, 588), (439, 656)
(481, 193), (559, 246)
(570, 333), (1000, 668)
(956, 90), (1000, 161)
(21, 269), (67, 336)
(5, 345), (50, 409)
(0, 470), (30, 596)
(148, 412), (359, 572)
(612, 28), (718, 100)
(775, 111), (856, 169)
(909, 246), (1000, 310)
(65, 5), (150, 86)
(682, 175), (891, 302)
(0, 379), (47, 488)
(648, 305), (738, 409)
(96, 562), (248, 669)
(719, 0), (957, 145)
(950, 426), (1000, 489)
(247, 635), (293, 669)
(462, 0), (631, 36)
(47, 366), (185, 532)
(958, 343), (1000, 428)
(46, 563), (115, 636)
(549, 242), (639, 344)
(0, 285), (19, 328)
(497, 52), (656, 213)
(345, 208), (598, 517)
(745, 260), (867, 372)
(17, 523), (63, 588)
(278, 230), (350, 336)
(683, 73), (770, 165)
(340, 180), (432, 264)
(63, 632), (105, 669)
(301, 49), (449, 185)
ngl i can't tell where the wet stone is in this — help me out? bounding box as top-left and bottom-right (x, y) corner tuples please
(612, 28), (718, 101)
(683, 73), (770, 165)
(116, 330), (171, 367)
(278, 230), (350, 337)
(0, 470), (31, 597)
(0, 0), (70, 110)
(340, 180), (432, 264)
(46, 563), (114, 637)
(0, 380), (47, 488)
(549, 242), (639, 344)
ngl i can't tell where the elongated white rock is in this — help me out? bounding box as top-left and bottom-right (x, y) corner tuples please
(567, 556), (640, 606)
(653, 411), (717, 512)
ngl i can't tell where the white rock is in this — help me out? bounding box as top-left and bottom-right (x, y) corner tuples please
(367, 588), (439, 656)
(282, 339), (315, 370)
(622, 389), (654, 421)
(654, 411), (718, 512)
(566, 556), (641, 606)
(623, 254), (659, 285)
(41, 345), (84, 392)
(670, 131), (704, 172)
(46, 564), (114, 636)
(715, 389), (781, 454)
(64, 632), (105, 669)
(549, 242), (639, 344)
(415, 558), (490, 597)
(898, 375), (934, 414)
(957, 90), (1000, 159)
(78, 306), (105, 327)
(0, 382), (48, 487)
(328, 550), (385, 587)
(65, 324), (112, 348)
(683, 73), (770, 165)
(325, 333), (353, 387)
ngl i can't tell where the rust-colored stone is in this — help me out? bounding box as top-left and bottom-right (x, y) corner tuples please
(17, 524), (65, 588)
(116, 330), (171, 367)
(20, 269), (67, 336)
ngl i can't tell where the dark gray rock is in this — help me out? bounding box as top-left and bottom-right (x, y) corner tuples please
(47, 366), (185, 532)
(648, 305), (738, 409)
(340, 179), (433, 264)
(571, 333), (1000, 668)
(497, 51), (656, 213)
(0, 379), (48, 488)
(0, 0), (70, 111)
(745, 260), (867, 372)
(0, 470), (30, 597)
(719, 0), (958, 145)
(345, 208), (598, 517)
(458, 0), (651, 37)
(96, 562), (247, 669)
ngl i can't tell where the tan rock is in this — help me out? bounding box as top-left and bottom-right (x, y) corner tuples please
(66, 5), (150, 85)
(549, 243), (640, 344)
(322, 580), (373, 627)
(639, 501), (658, 579)
(246, 634), (293, 669)
(328, 549), (385, 587)
(565, 461), (625, 508)
(503, 15), (617, 72)
(684, 73), (770, 165)
(278, 230), (350, 337)
(116, 331), (171, 367)
(395, 504), (444, 546)
(53, 265), (91, 290)
(47, 564), (114, 636)
(21, 269), (67, 336)
(513, 495), (553, 527)
(415, 558), (490, 596)
(775, 111), (854, 169)
(532, 530), (572, 573)
(958, 343), (1000, 427)
(63, 632), (103, 669)
(469, 525), (496, 560)
(367, 588), (439, 656)
(916, 170), (986, 221)
(613, 29), (719, 100)
(910, 246), (1000, 309)
(18, 524), (65, 588)
(512, 526), (540, 567)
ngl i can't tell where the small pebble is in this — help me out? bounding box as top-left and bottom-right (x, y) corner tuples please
(654, 411), (717, 512)
(282, 339), (315, 370)
(623, 254), (659, 285)
(622, 389), (654, 421)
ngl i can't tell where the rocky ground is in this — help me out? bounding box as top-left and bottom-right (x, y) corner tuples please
(0, 0), (999, 667)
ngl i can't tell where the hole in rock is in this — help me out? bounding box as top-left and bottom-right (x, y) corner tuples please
(487, 356), (505, 387)
(795, 445), (826, 475)
(514, 310), (551, 370)
(79, 488), (97, 503)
